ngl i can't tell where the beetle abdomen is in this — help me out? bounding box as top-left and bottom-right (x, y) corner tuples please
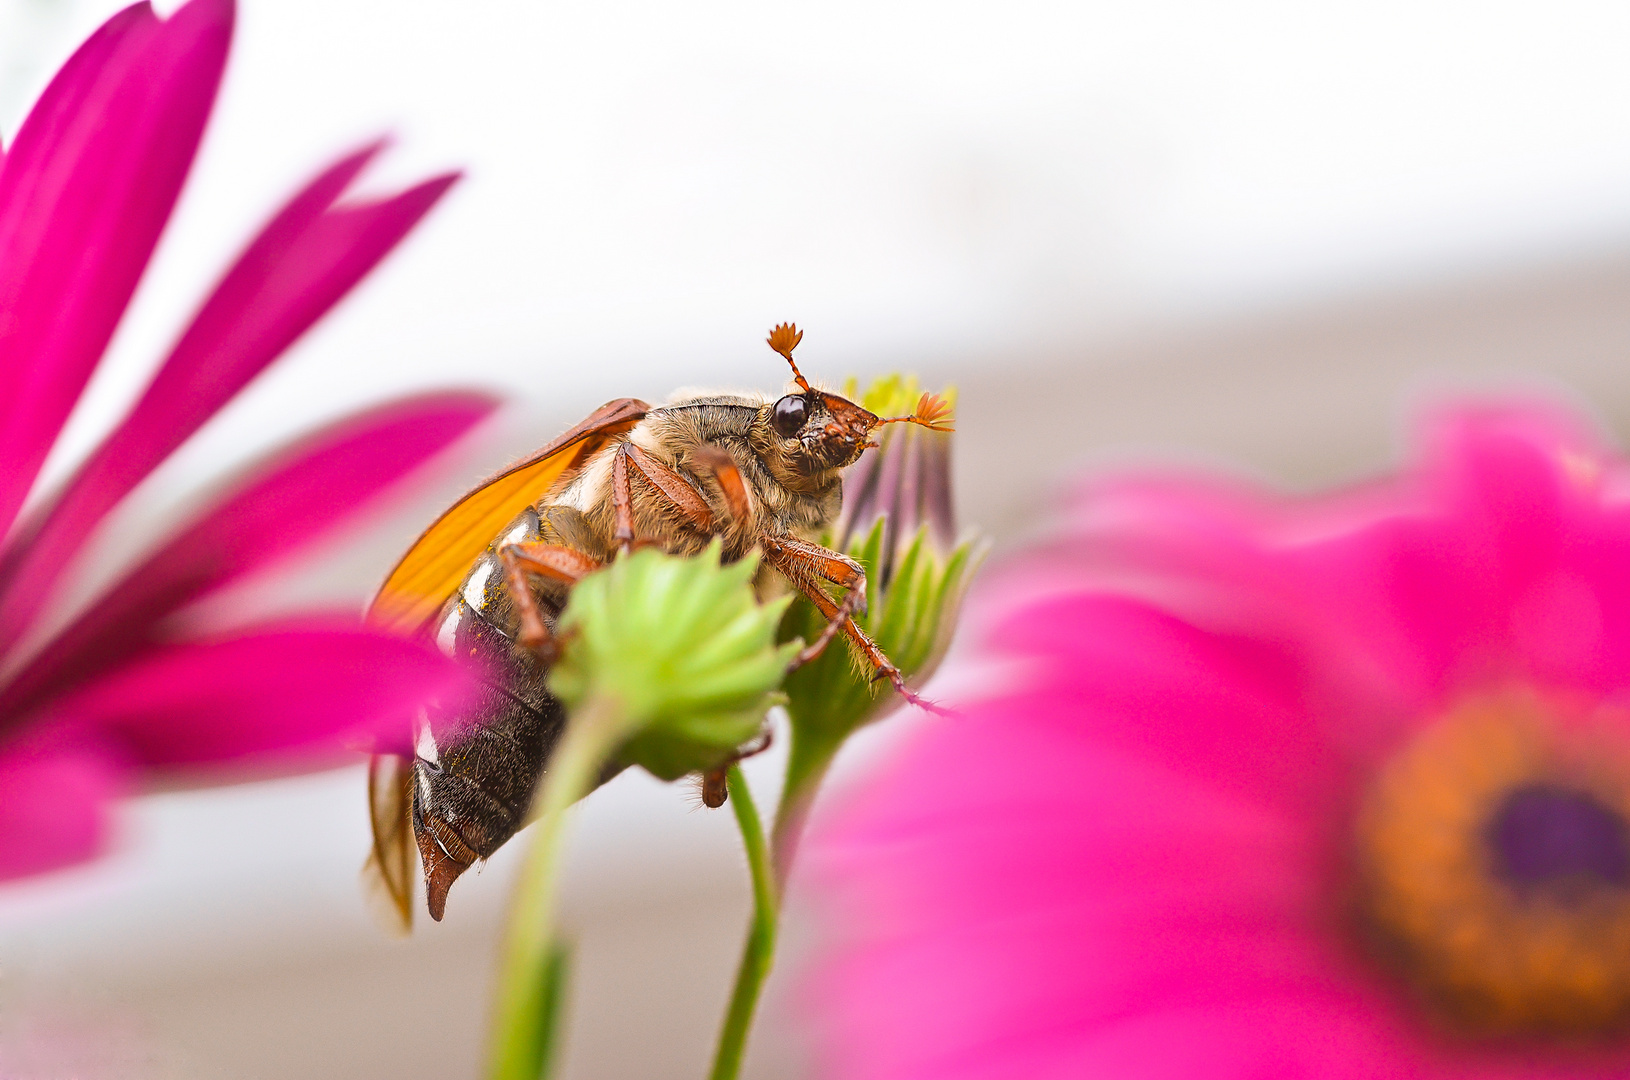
(412, 508), (567, 920)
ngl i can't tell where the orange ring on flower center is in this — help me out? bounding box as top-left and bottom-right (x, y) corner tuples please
(1355, 689), (1630, 1038)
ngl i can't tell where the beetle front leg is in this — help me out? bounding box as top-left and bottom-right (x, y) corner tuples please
(787, 584), (865, 671)
(782, 574), (945, 713)
(689, 445), (754, 545)
(620, 441), (758, 551)
(759, 532), (869, 669)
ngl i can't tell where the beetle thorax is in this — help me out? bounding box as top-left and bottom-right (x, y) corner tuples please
(546, 393), (842, 560)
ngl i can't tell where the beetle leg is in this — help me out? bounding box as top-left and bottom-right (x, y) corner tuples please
(759, 535), (945, 713)
(699, 725), (774, 809)
(622, 442), (754, 549)
(759, 534), (867, 616)
(700, 768), (729, 809)
(788, 585), (865, 670)
(689, 445), (753, 534)
(624, 443), (714, 530)
(612, 444), (636, 554)
(498, 542), (602, 664)
(798, 579), (941, 712)
(762, 532), (869, 669)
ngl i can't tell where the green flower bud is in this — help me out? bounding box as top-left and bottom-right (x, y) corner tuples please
(780, 376), (985, 746)
(836, 374), (959, 581)
(780, 520), (981, 743)
(547, 541), (798, 780)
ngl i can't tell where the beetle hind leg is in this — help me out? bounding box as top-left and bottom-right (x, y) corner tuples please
(497, 541), (603, 663)
(698, 725), (774, 808)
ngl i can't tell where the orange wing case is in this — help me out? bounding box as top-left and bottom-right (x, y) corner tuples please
(362, 398), (647, 931)
(367, 398), (648, 637)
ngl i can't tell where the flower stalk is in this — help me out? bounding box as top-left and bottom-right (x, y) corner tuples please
(484, 544), (794, 1079)
(487, 694), (626, 1080)
(771, 718), (843, 891)
(708, 764), (778, 1080)
(709, 376), (983, 1080)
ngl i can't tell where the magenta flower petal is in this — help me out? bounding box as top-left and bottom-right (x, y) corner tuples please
(986, 592), (1348, 814)
(36, 619), (475, 771)
(1295, 404), (1630, 712)
(0, 144), (460, 654)
(0, 0), (231, 538)
(1009, 400), (1630, 729)
(807, 695), (1396, 1080)
(0, 0), (477, 883)
(806, 397), (1630, 1080)
(0, 392), (495, 726)
(0, 733), (129, 882)
(1280, 408), (1578, 701)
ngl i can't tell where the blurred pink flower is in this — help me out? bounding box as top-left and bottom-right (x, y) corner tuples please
(0, 0), (488, 880)
(807, 398), (1630, 1078)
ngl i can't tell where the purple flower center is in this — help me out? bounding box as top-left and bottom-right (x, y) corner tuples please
(1360, 710), (1630, 1036)
(1488, 784), (1630, 889)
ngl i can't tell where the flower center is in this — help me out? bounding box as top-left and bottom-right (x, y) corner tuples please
(1356, 693), (1630, 1038)
(1489, 784), (1630, 889)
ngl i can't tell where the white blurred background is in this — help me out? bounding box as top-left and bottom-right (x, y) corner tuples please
(8, 0), (1630, 1076)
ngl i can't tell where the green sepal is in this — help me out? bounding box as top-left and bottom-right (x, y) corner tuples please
(547, 541), (798, 780)
(778, 519), (983, 745)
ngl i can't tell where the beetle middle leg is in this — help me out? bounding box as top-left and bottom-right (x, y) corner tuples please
(498, 541), (602, 663)
(621, 441), (755, 550)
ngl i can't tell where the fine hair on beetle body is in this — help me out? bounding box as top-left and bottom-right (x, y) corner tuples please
(548, 390), (843, 566)
(363, 323), (954, 928)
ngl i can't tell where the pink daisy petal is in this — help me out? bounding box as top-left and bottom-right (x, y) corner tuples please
(0, 0), (231, 539)
(0, 142), (458, 652)
(0, 732), (129, 882)
(1307, 417), (1580, 701)
(0, 392), (496, 725)
(811, 706), (1336, 1035)
(1006, 401), (1630, 724)
(809, 716), (1381, 1080)
(1004, 997), (1420, 1080)
(805, 398), (1630, 1080)
(981, 592), (1348, 813)
(37, 618), (475, 771)
(1271, 403), (1630, 714)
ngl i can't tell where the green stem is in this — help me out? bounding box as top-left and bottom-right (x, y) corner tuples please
(708, 725), (846, 1080)
(768, 725), (842, 892)
(708, 764), (777, 1080)
(487, 695), (626, 1080)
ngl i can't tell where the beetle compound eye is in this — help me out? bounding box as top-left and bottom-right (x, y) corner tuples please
(772, 394), (809, 438)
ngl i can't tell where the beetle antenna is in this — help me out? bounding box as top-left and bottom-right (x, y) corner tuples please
(877, 391), (955, 433)
(766, 323), (811, 392)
